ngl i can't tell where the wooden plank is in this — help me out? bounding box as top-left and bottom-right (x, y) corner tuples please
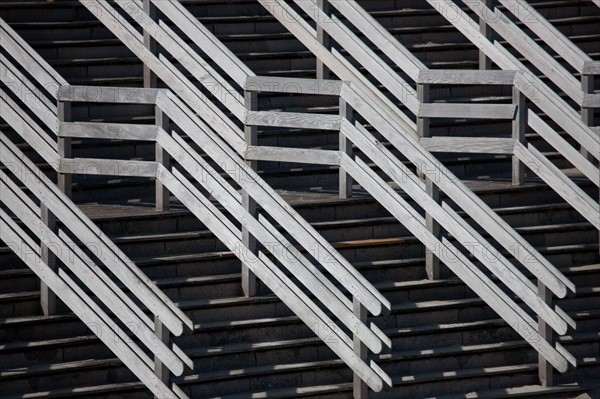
(341, 121), (571, 334)
(156, 164), (386, 392)
(151, 0), (254, 87)
(59, 122), (159, 141)
(417, 69), (516, 85)
(340, 82), (574, 296)
(339, 153), (570, 372)
(156, 93), (390, 316)
(528, 112), (599, 186)
(245, 75), (343, 95)
(0, 211), (179, 399)
(514, 142), (600, 230)
(245, 146), (341, 165)
(583, 61), (600, 75)
(498, 0), (590, 74)
(463, 0), (583, 105)
(58, 85), (161, 104)
(0, 132), (193, 335)
(59, 158), (159, 177)
(418, 103), (517, 119)
(582, 94), (600, 108)
(79, 0), (246, 155)
(0, 176), (187, 376)
(245, 111), (342, 130)
(329, 0), (426, 81)
(419, 137), (515, 154)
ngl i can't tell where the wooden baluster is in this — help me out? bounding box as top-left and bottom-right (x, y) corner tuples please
(353, 297), (368, 398)
(512, 86), (526, 185)
(418, 83), (440, 280)
(339, 97), (353, 198)
(581, 73), (594, 160)
(242, 90), (258, 297)
(154, 315), (170, 398)
(479, 0), (493, 70)
(538, 281), (554, 386)
(143, 0), (158, 89)
(155, 106), (170, 211)
(317, 0), (331, 79)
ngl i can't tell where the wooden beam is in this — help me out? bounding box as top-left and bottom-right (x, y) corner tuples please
(582, 93), (600, 109)
(317, 0), (331, 80)
(418, 103), (517, 119)
(59, 158), (159, 177)
(513, 87), (527, 185)
(245, 75), (343, 96)
(243, 90), (258, 298)
(155, 107), (170, 211)
(417, 70), (517, 85)
(583, 61), (600, 75)
(419, 137), (515, 154)
(58, 122), (159, 141)
(245, 146), (341, 165)
(245, 111), (342, 130)
(58, 85), (161, 104)
(339, 97), (354, 198)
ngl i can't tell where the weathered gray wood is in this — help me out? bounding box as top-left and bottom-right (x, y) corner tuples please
(528, 112), (599, 186)
(58, 85), (161, 104)
(513, 86), (527, 185)
(582, 93), (600, 109)
(156, 92), (390, 316)
(58, 122), (159, 141)
(157, 164), (386, 392)
(339, 153), (569, 372)
(317, 0), (331, 80)
(419, 137), (515, 154)
(40, 203), (57, 316)
(245, 75), (343, 96)
(479, 0), (493, 70)
(155, 107), (170, 211)
(243, 90), (258, 298)
(513, 142), (600, 230)
(583, 61), (600, 75)
(341, 83), (573, 296)
(150, 0), (254, 87)
(418, 103), (517, 119)
(329, 0), (426, 81)
(0, 132), (193, 335)
(244, 146), (341, 165)
(425, 178), (440, 280)
(0, 92), (59, 169)
(154, 316), (170, 399)
(341, 120), (571, 335)
(0, 213), (180, 399)
(498, 0), (590, 74)
(245, 111), (342, 130)
(339, 98), (353, 198)
(538, 281), (554, 387)
(353, 297), (368, 398)
(417, 84), (430, 138)
(463, 0), (583, 105)
(417, 70), (517, 85)
(80, 0), (246, 155)
(57, 101), (72, 198)
(143, 0), (158, 90)
(59, 158), (159, 177)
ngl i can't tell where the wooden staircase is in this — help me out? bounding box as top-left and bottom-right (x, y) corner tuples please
(1, 0), (598, 398)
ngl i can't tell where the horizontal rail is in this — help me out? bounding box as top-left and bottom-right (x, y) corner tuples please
(59, 158), (159, 177)
(245, 111), (342, 130)
(417, 103), (517, 119)
(583, 61), (600, 75)
(419, 137), (515, 154)
(59, 122), (160, 141)
(417, 69), (517, 85)
(244, 146), (341, 165)
(582, 94), (600, 109)
(58, 85), (161, 104)
(245, 76), (344, 95)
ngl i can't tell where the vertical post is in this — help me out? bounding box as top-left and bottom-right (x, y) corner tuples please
(242, 90), (258, 297)
(40, 205), (57, 315)
(154, 316), (170, 398)
(418, 83), (440, 280)
(143, 0), (158, 89)
(316, 0), (331, 79)
(538, 280), (554, 386)
(57, 100), (72, 198)
(512, 86), (526, 185)
(581, 74), (594, 159)
(155, 106), (170, 211)
(339, 97), (353, 198)
(479, 0), (493, 70)
(353, 297), (368, 399)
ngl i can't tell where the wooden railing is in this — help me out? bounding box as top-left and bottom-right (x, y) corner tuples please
(73, 0), (395, 393)
(0, 18), (193, 399)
